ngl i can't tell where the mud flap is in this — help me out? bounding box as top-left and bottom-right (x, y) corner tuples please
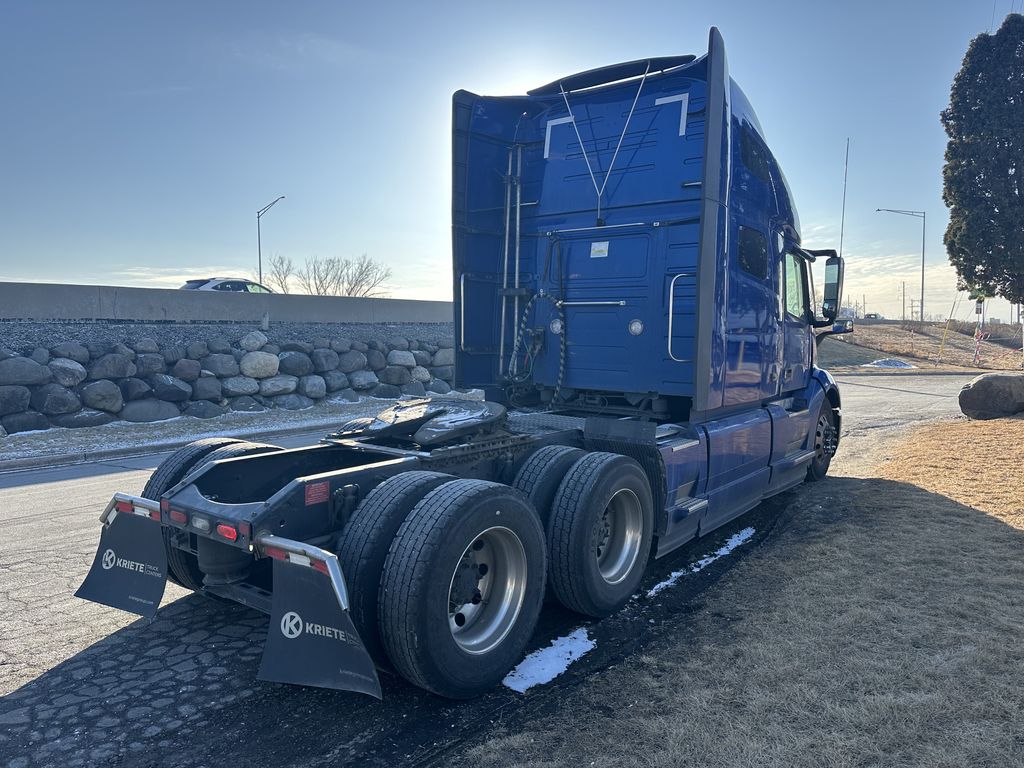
(258, 559), (382, 699)
(75, 512), (168, 618)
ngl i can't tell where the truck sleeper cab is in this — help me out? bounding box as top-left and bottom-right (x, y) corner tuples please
(76, 28), (847, 701)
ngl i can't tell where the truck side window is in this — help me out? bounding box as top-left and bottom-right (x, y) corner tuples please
(737, 226), (768, 279)
(740, 125), (771, 184)
(785, 251), (808, 320)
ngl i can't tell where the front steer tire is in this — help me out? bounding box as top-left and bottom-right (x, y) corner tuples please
(548, 452), (654, 618)
(807, 401), (839, 481)
(336, 470), (455, 667)
(377, 479), (546, 699)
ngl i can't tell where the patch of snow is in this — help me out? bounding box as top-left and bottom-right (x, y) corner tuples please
(502, 627), (596, 693)
(646, 527), (756, 598)
(861, 358), (917, 369)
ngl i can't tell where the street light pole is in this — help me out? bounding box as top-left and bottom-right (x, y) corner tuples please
(876, 208), (926, 322)
(256, 196), (285, 285)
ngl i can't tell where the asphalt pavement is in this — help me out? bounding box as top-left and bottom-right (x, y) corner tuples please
(0, 374), (975, 767)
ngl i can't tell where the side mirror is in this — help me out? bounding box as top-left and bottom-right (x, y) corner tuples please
(821, 255), (844, 321)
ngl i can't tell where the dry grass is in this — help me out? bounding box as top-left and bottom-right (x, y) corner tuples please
(835, 324), (1023, 370)
(877, 417), (1024, 529)
(458, 421), (1024, 767)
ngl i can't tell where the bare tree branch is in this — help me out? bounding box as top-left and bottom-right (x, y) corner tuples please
(341, 254), (392, 298)
(265, 254), (295, 294)
(295, 254), (392, 297)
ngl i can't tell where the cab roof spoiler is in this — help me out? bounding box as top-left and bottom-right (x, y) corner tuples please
(528, 54), (697, 96)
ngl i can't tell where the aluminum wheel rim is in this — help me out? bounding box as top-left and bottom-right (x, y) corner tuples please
(595, 488), (643, 585)
(447, 526), (528, 655)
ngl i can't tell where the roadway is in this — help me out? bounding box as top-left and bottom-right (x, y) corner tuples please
(0, 373), (974, 767)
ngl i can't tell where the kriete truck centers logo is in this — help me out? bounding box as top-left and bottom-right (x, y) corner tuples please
(100, 547), (162, 578)
(280, 611), (361, 646)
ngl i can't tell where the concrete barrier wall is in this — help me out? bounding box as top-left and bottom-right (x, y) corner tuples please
(0, 282), (452, 325)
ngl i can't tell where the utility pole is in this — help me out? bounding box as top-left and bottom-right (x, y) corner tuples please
(909, 298), (919, 322)
(901, 282), (906, 321)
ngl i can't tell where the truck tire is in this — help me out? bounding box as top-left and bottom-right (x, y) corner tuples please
(142, 438), (245, 590)
(336, 470), (454, 667)
(807, 402), (839, 481)
(548, 452), (654, 618)
(512, 445), (586, 527)
(378, 479), (546, 699)
(153, 440), (282, 591)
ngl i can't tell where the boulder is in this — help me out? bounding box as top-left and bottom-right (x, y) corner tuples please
(371, 383), (402, 399)
(50, 342), (90, 365)
(30, 383), (81, 415)
(427, 379), (452, 395)
(335, 388), (360, 402)
(172, 357), (202, 382)
(132, 338), (159, 354)
(49, 409), (115, 429)
(337, 350), (368, 374)
(201, 353), (239, 378)
(959, 373), (1024, 420)
(0, 357), (52, 386)
(207, 337), (232, 354)
(278, 351), (314, 376)
(186, 342), (208, 360)
(410, 365), (431, 383)
(366, 349), (387, 371)
(272, 393), (315, 410)
(330, 338), (352, 353)
(239, 330), (268, 352)
(134, 353), (166, 376)
(263, 343), (281, 355)
(232, 348), (245, 362)
(150, 374), (192, 402)
(323, 370), (349, 392)
(30, 347), (50, 365)
(386, 350), (417, 368)
(222, 375), (260, 397)
(259, 375), (298, 396)
(311, 348), (340, 373)
(81, 380), (124, 413)
(401, 381), (427, 397)
(229, 395), (265, 412)
(350, 341), (369, 353)
(48, 358), (87, 388)
(163, 345), (186, 365)
(432, 348), (455, 367)
(430, 365), (454, 382)
(182, 400), (227, 419)
(240, 351), (279, 379)
(0, 348), (18, 361)
(348, 370), (379, 391)
(281, 341), (314, 354)
(88, 353), (136, 381)
(369, 340), (388, 352)
(408, 340), (420, 351)
(0, 385), (31, 416)
(412, 350), (433, 367)
(119, 399), (181, 423)
(388, 336), (410, 351)
(2, 411), (49, 434)
(112, 343), (136, 360)
(379, 365), (412, 386)
(297, 374), (327, 399)
(191, 376), (223, 402)
(118, 377), (152, 402)
(86, 341), (113, 359)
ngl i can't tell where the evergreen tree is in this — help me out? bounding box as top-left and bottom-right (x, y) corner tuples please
(941, 14), (1024, 305)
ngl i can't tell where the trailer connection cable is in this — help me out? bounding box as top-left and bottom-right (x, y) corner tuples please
(507, 291), (566, 406)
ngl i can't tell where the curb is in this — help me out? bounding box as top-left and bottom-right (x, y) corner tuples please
(0, 422), (337, 474)
(830, 369), (980, 378)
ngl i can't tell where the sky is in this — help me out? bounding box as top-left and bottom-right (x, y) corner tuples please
(0, 0), (1019, 324)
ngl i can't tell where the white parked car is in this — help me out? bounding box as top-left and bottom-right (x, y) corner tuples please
(179, 278), (274, 293)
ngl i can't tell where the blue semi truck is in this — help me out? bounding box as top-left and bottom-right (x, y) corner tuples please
(77, 28), (850, 700)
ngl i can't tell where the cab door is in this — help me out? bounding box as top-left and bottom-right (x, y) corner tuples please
(780, 247), (812, 393)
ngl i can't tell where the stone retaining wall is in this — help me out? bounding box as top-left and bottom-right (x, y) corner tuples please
(0, 329), (457, 436)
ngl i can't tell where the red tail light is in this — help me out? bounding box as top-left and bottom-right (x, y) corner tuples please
(216, 524), (237, 541)
(312, 560), (329, 575)
(115, 500), (133, 514)
(263, 545), (287, 561)
(148, 510), (160, 521)
(169, 510), (188, 525)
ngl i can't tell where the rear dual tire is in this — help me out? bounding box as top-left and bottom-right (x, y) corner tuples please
(377, 479), (546, 699)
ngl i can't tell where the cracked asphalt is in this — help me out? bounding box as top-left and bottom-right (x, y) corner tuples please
(0, 374), (975, 767)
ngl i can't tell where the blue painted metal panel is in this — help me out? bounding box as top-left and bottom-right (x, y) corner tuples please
(700, 408), (771, 533)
